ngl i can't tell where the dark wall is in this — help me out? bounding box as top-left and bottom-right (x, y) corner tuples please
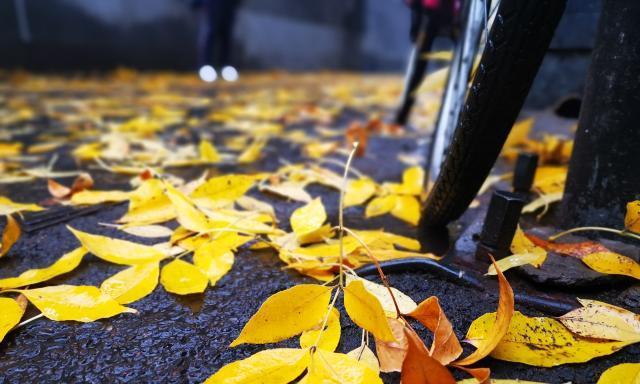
(0, 0), (602, 107)
(0, 0), (410, 72)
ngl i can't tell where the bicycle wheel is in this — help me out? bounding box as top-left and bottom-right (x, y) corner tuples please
(421, 0), (567, 228)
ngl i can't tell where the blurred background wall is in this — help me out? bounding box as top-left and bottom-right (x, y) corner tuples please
(0, 0), (600, 107)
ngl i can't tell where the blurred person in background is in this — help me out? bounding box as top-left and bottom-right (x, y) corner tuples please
(193, 0), (241, 82)
(395, 0), (462, 125)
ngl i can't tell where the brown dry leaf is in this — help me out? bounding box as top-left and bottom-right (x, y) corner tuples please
(525, 233), (610, 259)
(406, 296), (463, 365)
(401, 327), (456, 384)
(0, 215), (21, 258)
(456, 256), (514, 366)
(376, 317), (408, 373)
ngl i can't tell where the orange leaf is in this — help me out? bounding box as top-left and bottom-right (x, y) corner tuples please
(70, 172), (94, 194)
(526, 233), (609, 259)
(456, 256), (514, 366)
(48, 179), (71, 199)
(401, 327), (456, 384)
(376, 317), (408, 373)
(454, 365), (491, 384)
(0, 215), (21, 258)
(406, 296), (462, 365)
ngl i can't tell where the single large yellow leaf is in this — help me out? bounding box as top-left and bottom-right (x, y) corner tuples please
(160, 259), (208, 295)
(345, 274), (417, 315)
(457, 257), (514, 366)
(299, 307), (341, 351)
(391, 195), (420, 225)
(164, 183), (220, 233)
(0, 296), (27, 343)
(191, 174), (255, 210)
(290, 198), (326, 238)
(193, 241), (235, 286)
(119, 179), (175, 226)
(199, 139), (221, 162)
(230, 284), (333, 347)
(559, 298), (640, 342)
(70, 190), (130, 205)
(0, 214), (21, 258)
(625, 200), (640, 234)
(68, 226), (164, 265)
(343, 280), (395, 342)
(597, 363), (640, 384)
(204, 348), (310, 384)
(582, 252), (640, 279)
(344, 178), (377, 207)
(0, 247), (86, 289)
(100, 262), (159, 304)
(21, 285), (136, 322)
(303, 349), (382, 384)
(466, 311), (633, 367)
(0, 196), (42, 216)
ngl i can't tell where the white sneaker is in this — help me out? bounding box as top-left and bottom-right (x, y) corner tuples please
(198, 65), (217, 83)
(221, 66), (239, 82)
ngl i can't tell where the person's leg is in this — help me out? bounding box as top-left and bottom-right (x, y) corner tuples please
(395, 12), (438, 125)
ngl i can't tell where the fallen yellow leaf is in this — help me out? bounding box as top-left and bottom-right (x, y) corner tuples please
(230, 284), (333, 346)
(204, 348), (310, 384)
(68, 226), (165, 265)
(343, 280), (395, 342)
(193, 241), (235, 286)
(466, 311), (633, 367)
(290, 197), (326, 239)
(160, 259), (208, 295)
(582, 252), (640, 279)
(457, 257), (514, 366)
(344, 177), (377, 207)
(303, 349), (382, 384)
(21, 285), (136, 322)
(299, 307), (340, 351)
(100, 262), (159, 304)
(559, 299), (640, 342)
(346, 344), (380, 374)
(0, 296), (26, 343)
(0, 247), (86, 289)
(597, 363), (640, 384)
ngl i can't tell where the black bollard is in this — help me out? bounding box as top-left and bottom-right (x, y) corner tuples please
(513, 152), (539, 193)
(561, 0), (640, 228)
(476, 190), (524, 261)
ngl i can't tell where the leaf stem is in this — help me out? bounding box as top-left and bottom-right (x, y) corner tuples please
(312, 287), (340, 349)
(549, 226), (640, 242)
(338, 142), (358, 288)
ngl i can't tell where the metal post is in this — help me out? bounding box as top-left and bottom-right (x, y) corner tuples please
(561, 0), (640, 228)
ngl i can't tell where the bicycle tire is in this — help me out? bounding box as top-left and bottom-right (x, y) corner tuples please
(420, 0), (567, 228)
